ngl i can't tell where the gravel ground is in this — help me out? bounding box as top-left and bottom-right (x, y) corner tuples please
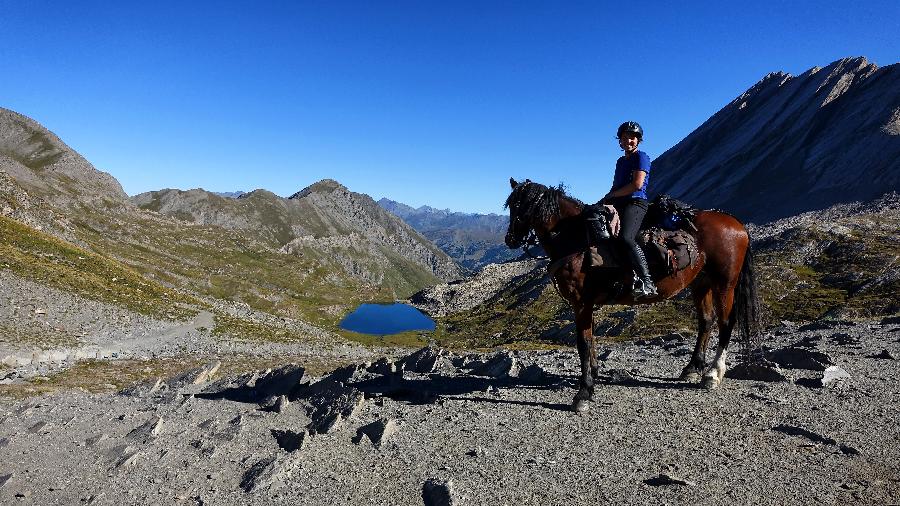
(1, 318), (898, 505)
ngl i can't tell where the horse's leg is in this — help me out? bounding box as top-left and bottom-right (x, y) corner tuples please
(702, 282), (737, 390)
(572, 305), (595, 412)
(680, 287), (714, 382)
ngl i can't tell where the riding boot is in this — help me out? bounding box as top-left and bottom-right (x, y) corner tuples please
(585, 206), (610, 243)
(628, 244), (658, 299)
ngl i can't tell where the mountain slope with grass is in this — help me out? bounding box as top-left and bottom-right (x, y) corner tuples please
(651, 57), (900, 223)
(0, 108), (459, 359)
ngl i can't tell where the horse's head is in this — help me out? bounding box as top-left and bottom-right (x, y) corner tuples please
(504, 177), (558, 249)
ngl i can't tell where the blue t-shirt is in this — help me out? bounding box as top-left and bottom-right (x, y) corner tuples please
(612, 150), (651, 200)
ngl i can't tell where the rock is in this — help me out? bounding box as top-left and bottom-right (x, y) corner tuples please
(105, 444), (140, 469)
(797, 366), (851, 388)
(422, 478), (456, 506)
(518, 364), (549, 384)
(170, 361), (221, 387)
(240, 455), (289, 493)
(354, 418), (398, 448)
(606, 369), (636, 384)
(271, 429), (306, 453)
(726, 361), (789, 382)
(250, 364), (306, 400)
(119, 378), (164, 398)
(829, 333), (860, 346)
(400, 346), (448, 374)
(0, 438), (8, 449)
(304, 379), (366, 435)
(0, 473), (11, 488)
(127, 415), (163, 442)
(27, 421), (48, 434)
(821, 366), (851, 386)
(870, 349), (897, 360)
(274, 395), (290, 412)
(798, 321), (838, 331)
(768, 347), (834, 370)
(597, 348), (614, 361)
(644, 474), (695, 486)
(85, 434), (108, 446)
(470, 352), (518, 378)
(367, 357), (396, 376)
(881, 315), (900, 325)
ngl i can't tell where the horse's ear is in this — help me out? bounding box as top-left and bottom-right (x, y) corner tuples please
(509, 177), (518, 188)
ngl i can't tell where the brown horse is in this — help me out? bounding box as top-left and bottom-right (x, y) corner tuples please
(504, 178), (760, 412)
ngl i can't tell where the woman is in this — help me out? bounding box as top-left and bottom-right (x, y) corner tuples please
(602, 121), (657, 299)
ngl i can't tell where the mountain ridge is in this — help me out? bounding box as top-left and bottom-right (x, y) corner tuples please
(652, 56), (900, 222)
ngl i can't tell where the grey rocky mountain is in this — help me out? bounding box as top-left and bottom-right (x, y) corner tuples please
(0, 107), (128, 210)
(378, 197), (517, 270)
(652, 57), (900, 223)
(133, 180), (463, 283)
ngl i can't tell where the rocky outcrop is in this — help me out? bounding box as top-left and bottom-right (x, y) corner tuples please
(652, 57), (900, 222)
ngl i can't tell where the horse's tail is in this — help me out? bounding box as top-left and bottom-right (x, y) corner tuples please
(733, 237), (762, 362)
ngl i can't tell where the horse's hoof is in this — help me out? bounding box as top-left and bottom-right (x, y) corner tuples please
(701, 375), (720, 390)
(679, 371), (701, 383)
(572, 399), (591, 413)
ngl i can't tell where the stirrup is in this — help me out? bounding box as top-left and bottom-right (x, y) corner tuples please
(632, 276), (658, 299)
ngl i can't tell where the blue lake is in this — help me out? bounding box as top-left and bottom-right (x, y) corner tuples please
(339, 303), (436, 335)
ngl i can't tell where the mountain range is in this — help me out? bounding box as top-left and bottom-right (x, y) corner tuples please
(1, 106), (462, 337)
(652, 57), (900, 223)
(376, 198), (517, 270)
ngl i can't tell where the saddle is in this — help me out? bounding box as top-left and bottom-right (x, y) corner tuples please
(547, 228), (698, 279)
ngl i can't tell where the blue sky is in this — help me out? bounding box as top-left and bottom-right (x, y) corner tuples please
(1, 1), (898, 213)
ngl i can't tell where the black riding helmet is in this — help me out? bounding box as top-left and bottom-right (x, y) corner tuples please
(616, 121), (643, 140)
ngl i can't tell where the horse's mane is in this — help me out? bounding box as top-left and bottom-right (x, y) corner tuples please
(504, 181), (583, 223)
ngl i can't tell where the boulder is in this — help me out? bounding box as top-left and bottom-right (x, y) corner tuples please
(240, 455), (290, 493)
(354, 418), (398, 448)
(797, 365), (851, 388)
(422, 478), (457, 506)
(400, 346), (449, 374)
(271, 429), (306, 453)
(726, 361), (789, 382)
(304, 379), (366, 435)
(768, 347), (834, 370)
(470, 352), (518, 378)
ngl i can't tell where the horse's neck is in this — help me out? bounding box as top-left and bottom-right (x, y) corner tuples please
(534, 196), (583, 259)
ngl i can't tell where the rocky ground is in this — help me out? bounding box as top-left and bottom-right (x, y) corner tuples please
(1, 316), (899, 505)
(0, 269), (377, 383)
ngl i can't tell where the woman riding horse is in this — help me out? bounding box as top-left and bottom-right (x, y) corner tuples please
(590, 121), (657, 299)
(505, 176), (760, 412)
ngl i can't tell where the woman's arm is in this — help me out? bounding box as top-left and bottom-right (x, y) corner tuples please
(604, 170), (646, 199)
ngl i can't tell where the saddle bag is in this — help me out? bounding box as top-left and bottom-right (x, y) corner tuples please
(638, 228), (698, 276)
(647, 194), (698, 232)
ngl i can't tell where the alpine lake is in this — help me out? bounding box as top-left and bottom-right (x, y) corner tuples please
(339, 303), (436, 336)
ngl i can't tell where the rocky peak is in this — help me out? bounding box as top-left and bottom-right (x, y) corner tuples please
(652, 56), (900, 223)
(289, 179), (347, 200)
(0, 107), (128, 208)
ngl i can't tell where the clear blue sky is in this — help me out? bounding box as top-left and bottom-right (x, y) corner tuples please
(1, 1), (897, 213)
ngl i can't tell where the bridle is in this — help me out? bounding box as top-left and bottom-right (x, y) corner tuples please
(508, 181), (548, 259)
